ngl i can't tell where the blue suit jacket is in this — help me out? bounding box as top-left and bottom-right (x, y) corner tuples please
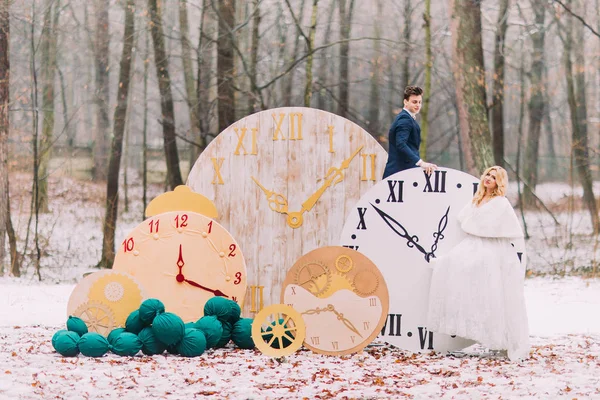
(382, 109), (421, 179)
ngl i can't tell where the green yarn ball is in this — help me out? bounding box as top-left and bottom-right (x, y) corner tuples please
(107, 328), (126, 346)
(204, 297), (241, 324)
(176, 328), (207, 357)
(262, 319), (294, 349)
(52, 331), (80, 357)
(152, 312), (185, 346)
(231, 318), (255, 349)
(66, 316), (88, 336)
(184, 322), (196, 330)
(112, 332), (142, 356)
(52, 329), (68, 348)
(125, 310), (146, 334)
(78, 333), (110, 357)
(215, 321), (233, 348)
(138, 327), (166, 356)
(166, 343), (179, 355)
(194, 316), (223, 349)
(138, 298), (165, 325)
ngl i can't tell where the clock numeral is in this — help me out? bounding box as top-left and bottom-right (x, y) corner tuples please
(148, 219), (160, 233)
(249, 285), (264, 313)
(423, 170), (447, 193)
(174, 214), (188, 229)
(272, 112), (303, 141)
(342, 245), (360, 251)
(369, 298), (377, 307)
(207, 221), (213, 234)
(331, 341), (339, 350)
(356, 207), (368, 230)
(122, 237), (134, 253)
(473, 182), (479, 195)
(310, 336), (320, 345)
(350, 336), (356, 344)
(381, 313), (402, 337)
(234, 271), (242, 285)
(418, 327), (434, 350)
(228, 244), (237, 257)
(211, 157), (225, 185)
(233, 127), (258, 155)
(232, 296), (238, 303)
(387, 180), (404, 203)
(290, 286), (297, 295)
(363, 321), (370, 331)
(517, 252), (523, 263)
(327, 125), (335, 153)
(286, 303), (294, 308)
(360, 153), (377, 181)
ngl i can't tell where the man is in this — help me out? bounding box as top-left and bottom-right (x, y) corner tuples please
(382, 86), (437, 178)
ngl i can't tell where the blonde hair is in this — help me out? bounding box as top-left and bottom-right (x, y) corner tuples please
(472, 166), (508, 205)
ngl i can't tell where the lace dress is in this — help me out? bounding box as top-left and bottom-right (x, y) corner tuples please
(426, 196), (530, 361)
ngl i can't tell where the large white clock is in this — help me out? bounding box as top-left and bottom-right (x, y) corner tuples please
(339, 167), (526, 353)
(186, 107), (387, 315)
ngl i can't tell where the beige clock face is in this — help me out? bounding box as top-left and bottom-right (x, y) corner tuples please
(186, 107), (387, 315)
(111, 211), (247, 323)
(281, 246), (389, 356)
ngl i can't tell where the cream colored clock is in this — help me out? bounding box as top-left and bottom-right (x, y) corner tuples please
(281, 246), (389, 356)
(111, 210), (247, 323)
(186, 107), (387, 315)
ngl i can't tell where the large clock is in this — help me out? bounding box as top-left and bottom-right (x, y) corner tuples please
(111, 211), (247, 323)
(186, 107), (387, 315)
(339, 167), (526, 353)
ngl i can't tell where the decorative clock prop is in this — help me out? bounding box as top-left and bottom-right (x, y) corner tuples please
(339, 167), (526, 353)
(186, 107), (388, 315)
(251, 304), (306, 357)
(280, 246), (389, 356)
(111, 211), (247, 323)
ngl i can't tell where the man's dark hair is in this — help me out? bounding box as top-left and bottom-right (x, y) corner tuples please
(403, 85), (423, 101)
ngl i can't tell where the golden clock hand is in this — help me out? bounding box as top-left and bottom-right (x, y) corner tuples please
(327, 304), (363, 338)
(251, 176), (289, 214)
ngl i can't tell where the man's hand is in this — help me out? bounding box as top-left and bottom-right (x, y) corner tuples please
(417, 160), (438, 175)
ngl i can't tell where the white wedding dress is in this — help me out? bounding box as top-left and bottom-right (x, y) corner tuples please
(426, 196), (530, 361)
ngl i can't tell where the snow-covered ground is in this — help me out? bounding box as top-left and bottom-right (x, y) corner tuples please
(1, 173), (600, 399)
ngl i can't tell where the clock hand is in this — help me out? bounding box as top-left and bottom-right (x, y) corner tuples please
(371, 203), (429, 261)
(176, 244), (185, 282)
(183, 278), (229, 298)
(301, 304), (363, 338)
(251, 176), (289, 214)
(427, 206), (450, 262)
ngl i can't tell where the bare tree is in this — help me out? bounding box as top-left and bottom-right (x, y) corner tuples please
(216, 0), (236, 132)
(367, 0), (382, 136)
(420, 0), (432, 159)
(0, 0), (8, 272)
(92, 0), (110, 181)
(336, 0), (355, 118)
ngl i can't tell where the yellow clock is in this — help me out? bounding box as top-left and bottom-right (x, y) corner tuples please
(111, 211), (247, 322)
(281, 246), (389, 356)
(186, 107), (387, 315)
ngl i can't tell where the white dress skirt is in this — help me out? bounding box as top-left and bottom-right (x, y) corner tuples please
(426, 196), (530, 361)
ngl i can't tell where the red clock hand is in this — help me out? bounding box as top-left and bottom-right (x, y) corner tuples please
(176, 244), (185, 283)
(183, 278), (229, 298)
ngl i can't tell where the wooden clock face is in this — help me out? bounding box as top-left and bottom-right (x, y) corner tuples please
(281, 246), (389, 356)
(111, 211), (247, 323)
(186, 107), (387, 315)
(339, 167), (526, 353)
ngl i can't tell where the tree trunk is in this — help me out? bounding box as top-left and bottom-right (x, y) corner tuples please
(490, 0), (509, 167)
(420, 0), (432, 160)
(248, 0), (261, 114)
(401, 0), (413, 90)
(142, 30), (149, 219)
(448, 0), (494, 175)
(38, 0), (60, 212)
(367, 0), (382, 137)
(304, 0), (319, 107)
(148, 0), (183, 188)
(0, 0), (8, 272)
(98, 0), (136, 269)
(283, 0), (305, 106)
(336, 0), (355, 118)
(522, 2), (546, 207)
(316, 0), (336, 111)
(562, 2), (599, 234)
(93, 0), (110, 182)
(217, 0), (236, 132)
(192, 0), (209, 165)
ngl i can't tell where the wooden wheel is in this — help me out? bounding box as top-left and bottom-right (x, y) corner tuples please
(251, 304), (305, 357)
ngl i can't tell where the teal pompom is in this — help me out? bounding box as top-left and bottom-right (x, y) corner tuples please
(138, 298), (165, 325)
(184, 322), (196, 330)
(166, 343), (179, 355)
(78, 333), (110, 357)
(152, 312), (185, 346)
(52, 329), (68, 348)
(125, 310), (146, 334)
(107, 328), (126, 345)
(262, 319), (294, 349)
(204, 297), (241, 324)
(66, 316), (88, 336)
(176, 328), (207, 357)
(231, 318), (255, 349)
(52, 331), (80, 357)
(138, 327), (166, 356)
(215, 321), (233, 348)
(112, 332), (142, 356)
(195, 316), (223, 349)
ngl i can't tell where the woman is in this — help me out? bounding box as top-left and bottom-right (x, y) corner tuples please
(427, 166), (530, 361)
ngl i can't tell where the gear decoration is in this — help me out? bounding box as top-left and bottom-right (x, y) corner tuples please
(316, 273), (354, 299)
(87, 272), (145, 327)
(294, 261), (331, 297)
(352, 270), (379, 296)
(251, 304), (306, 357)
(73, 301), (116, 336)
(335, 255), (353, 273)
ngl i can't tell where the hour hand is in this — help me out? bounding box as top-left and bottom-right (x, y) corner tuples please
(371, 203), (429, 260)
(184, 278), (229, 298)
(251, 176), (289, 214)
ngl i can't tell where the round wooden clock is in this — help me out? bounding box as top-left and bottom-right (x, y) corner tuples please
(186, 107), (388, 315)
(281, 246), (389, 356)
(339, 167), (526, 353)
(111, 211), (247, 323)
